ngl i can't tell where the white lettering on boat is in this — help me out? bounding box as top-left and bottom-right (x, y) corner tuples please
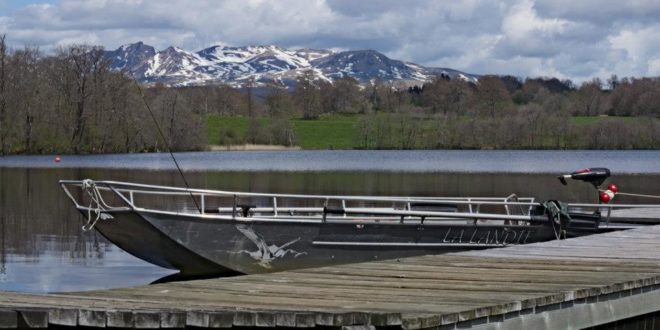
(454, 228), (534, 246)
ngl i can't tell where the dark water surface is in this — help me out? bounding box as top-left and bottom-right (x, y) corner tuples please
(0, 150), (659, 293)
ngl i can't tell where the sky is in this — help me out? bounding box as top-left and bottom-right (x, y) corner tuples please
(1, 0), (659, 83)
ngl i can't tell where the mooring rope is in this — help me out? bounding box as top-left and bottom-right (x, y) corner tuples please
(610, 192), (660, 200)
(544, 200), (568, 240)
(81, 179), (104, 231)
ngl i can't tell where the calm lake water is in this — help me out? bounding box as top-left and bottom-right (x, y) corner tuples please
(0, 150), (659, 293)
(2, 149), (660, 173)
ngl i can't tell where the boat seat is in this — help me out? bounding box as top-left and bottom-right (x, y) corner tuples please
(408, 202), (459, 224)
(410, 202), (458, 212)
(237, 204), (256, 217)
(322, 206), (345, 222)
(323, 206), (346, 215)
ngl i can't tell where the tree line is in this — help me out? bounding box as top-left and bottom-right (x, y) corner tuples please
(0, 37), (659, 154)
(352, 74), (660, 149)
(0, 39), (205, 155)
(212, 72), (660, 149)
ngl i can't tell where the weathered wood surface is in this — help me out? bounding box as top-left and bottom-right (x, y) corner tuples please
(3, 226), (660, 329)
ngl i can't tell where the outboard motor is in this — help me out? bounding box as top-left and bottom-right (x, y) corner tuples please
(558, 168), (610, 188)
(556, 168), (615, 236)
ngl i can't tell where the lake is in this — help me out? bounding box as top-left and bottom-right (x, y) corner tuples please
(1, 150), (659, 293)
(2, 149), (660, 173)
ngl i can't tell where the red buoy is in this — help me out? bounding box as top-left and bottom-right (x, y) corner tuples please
(599, 191), (611, 203)
(54, 155), (61, 163)
(599, 189), (615, 203)
(607, 183), (618, 193)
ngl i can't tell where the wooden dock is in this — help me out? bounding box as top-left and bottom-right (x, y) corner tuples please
(3, 226), (660, 329)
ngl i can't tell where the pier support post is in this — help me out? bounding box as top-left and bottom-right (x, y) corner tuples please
(0, 310), (17, 328)
(18, 310), (48, 328)
(48, 309), (77, 327)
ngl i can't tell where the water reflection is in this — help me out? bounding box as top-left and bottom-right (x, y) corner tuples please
(1, 167), (658, 293)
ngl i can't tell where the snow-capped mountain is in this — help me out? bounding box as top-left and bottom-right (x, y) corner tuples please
(311, 50), (427, 82)
(104, 41), (155, 73)
(105, 42), (479, 87)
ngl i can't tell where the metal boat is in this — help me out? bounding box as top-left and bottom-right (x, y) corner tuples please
(59, 168), (660, 276)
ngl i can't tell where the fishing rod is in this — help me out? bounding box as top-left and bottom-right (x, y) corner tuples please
(133, 80), (202, 213)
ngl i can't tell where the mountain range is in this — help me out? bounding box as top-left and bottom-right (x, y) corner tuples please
(104, 42), (479, 87)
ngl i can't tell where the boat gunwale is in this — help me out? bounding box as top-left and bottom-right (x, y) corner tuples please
(72, 205), (546, 226)
(60, 179), (660, 230)
(60, 179), (660, 209)
(59, 179), (539, 205)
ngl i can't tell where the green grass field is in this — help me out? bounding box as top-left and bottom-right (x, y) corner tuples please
(207, 114), (359, 149)
(206, 115), (250, 143)
(291, 116), (358, 149)
(207, 114), (646, 150)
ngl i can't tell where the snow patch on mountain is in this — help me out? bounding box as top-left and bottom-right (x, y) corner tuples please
(105, 42), (479, 87)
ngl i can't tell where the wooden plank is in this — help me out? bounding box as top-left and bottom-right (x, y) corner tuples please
(252, 269), (656, 291)
(185, 272), (643, 292)
(165, 280), (558, 302)
(378, 255), (660, 270)
(63, 287), (475, 314)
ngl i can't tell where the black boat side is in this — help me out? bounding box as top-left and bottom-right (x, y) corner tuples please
(82, 207), (557, 275)
(80, 209), (241, 276)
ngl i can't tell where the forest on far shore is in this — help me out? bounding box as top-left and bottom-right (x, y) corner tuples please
(0, 38), (659, 155)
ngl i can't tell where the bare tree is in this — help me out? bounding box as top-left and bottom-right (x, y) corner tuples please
(573, 79), (606, 116)
(421, 76), (450, 114)
(476, 75), (512, 118)
(7, 47), (42, 152)
(0, 35), (6, 154)
(54, 45), (109, 152)
(294, 70), (321, 119)
(327, 76), (363, 114)
(265, 85), (294, 118)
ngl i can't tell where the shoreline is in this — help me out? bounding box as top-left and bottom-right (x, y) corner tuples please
(207, 144), (301, 151)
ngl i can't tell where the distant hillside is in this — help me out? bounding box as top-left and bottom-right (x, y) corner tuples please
(104, 42), (479, 87)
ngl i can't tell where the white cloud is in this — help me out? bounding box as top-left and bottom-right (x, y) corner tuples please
(535, 0), (660, 24)
(0, 0), (659, 83)
(607, 26), (660, 78)
(500, 0), (568, 56)
(649, 59), (660, 76)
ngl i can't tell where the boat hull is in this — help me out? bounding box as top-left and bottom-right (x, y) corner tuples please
(90, 209), (557, 275)
(82, 210), (240, 276)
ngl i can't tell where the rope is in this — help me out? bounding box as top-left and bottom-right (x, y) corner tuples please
(611, 192), (660, 200)
(81, 179), (104, 231)
(544, 200), (569, 240)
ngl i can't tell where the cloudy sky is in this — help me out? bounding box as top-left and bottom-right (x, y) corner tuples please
(1, 0), (659, 82)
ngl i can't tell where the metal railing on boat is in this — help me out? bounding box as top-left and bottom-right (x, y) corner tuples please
(60, 180), (541, 223)
(59, 179), (660, 225)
